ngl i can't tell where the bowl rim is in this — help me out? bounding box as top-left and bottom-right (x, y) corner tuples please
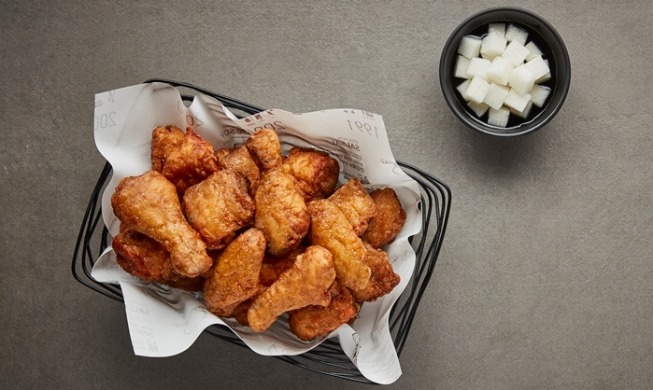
(439, 7), (571, 137)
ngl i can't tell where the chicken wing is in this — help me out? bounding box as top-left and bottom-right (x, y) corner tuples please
(328, 178), (376, 236)
(282, 147), (340, 201)
(247, 245), (336, 332)
(182, 169), (255, 250)
(361, 187), (407, 248)
(308, 199), (371, 292)
(151, 125), (185, 172)
(216, 145), (260, 195)
(203, 228), (267, 317)
(351, 243), (401, 302)
(245, 128), (283, 171)
(254, 168), (310, 256)
(111, 170), (213, 278)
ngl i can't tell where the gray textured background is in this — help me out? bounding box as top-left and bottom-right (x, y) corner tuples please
(2, 1), (652, 389)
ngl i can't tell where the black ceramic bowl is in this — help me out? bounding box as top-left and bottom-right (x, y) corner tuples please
(439, 7), (571, 137)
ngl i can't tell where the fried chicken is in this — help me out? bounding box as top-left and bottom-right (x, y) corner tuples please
(151, 125), (185, 172)
(361, 188), (407, 248)
(247, 245), (336, 332)
(308, 199), (371, 292)
(203, 228), (267, 317)
(111, 170), (213, 278)
(216, 145), (261, 195)
(351, 243), (401, 302)
(245, 128), (283, 171)
(282, 147), (340, 201)
(328, 178), (376, 236)
(182, 169), (255, 250)
(254, 168), (310, 256)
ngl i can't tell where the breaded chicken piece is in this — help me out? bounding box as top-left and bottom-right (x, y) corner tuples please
(282, 147), (340, 201)
(245, 128), (283, 171)
(182, 169), (255, 250)
(308, 199), (371, 292)
(254, 168), (310, 256)
(157, 127), (220, 194)
(288, 281), (359, 341)
(361, 188), (407, 248)
(216, 145), (260, 195)
(151, 125), (185, 172)
(203, 228), (267, 317)
(111, 170), (213, 278)
(351, 243), (401, 302)
(247, 245), (336, 332)
(112, 228), (205, 291)
(328, 178), (376, 236)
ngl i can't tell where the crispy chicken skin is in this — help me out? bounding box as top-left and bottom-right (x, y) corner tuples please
(112, 228), (205, 291)
(216, 145), (261, 195)
(288, 281), (359, 341)
(203, 228), (267, 317)
(155, 127), (220, 194)
(308, 199), (371, 292)
(361, 188), (407, 248)
(245, 128), (283, 171)
(254, 168), (310, 256)
(247, 245), (336, 332)
(182, 169), (255, 250)
(351, 243), (401, 302)
(282, 147), (340, 201)
(328, 178), (376, 236)
(111, 170), (213, 278)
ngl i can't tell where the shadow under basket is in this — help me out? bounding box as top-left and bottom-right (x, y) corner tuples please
(71, 79), (452, 384)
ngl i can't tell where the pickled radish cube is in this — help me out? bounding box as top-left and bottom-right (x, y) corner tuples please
(455, 55), (471, 79)
(457, 79), (471, 99)
(505, 24), (528, 44)
(504, 88), (532, 112)
(534, 58), (551, 83)
(486, 56), (514, 85)
(508, 65), (536, 95)
(467, 100), (489, 117)
(466, 57), (491, 78)
(488, 22), (506, 37)
(488, 107), (510, 127)
(480, 31), (507, 59)
(524, 55), (550, 80)
(483, 83), (510, 110)
(510, 100), (533, 119)
(502, 40), (530, 66)
(524, 41), (543, 61)
(530, 84), (551, 107)
(466, 76), (490, 104)
(458, 35), (482, 59)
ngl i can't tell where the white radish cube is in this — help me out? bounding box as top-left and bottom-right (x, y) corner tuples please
(505, 24), (528, 44)
(524, 41), (543, 61)
(466, 57), (491, 78)
(488, 107), (510, 127)
(510, 100), (533, 119)
(485, 56), (514, 86)
(454, 55), (471, 79)
(524, 55), (550, 80)
(504, 88), (532, 112)
(502, 40), (530, 66)
(456, 79), (471, 100)
(488, 23), (506, 37)
(483, 83), (510, 110)
(458, 35), (482, 59)
(530, 84), (551, 107)
(535, 59), (551, 83)
(508, 65), (536, 95)
(467, 100), (489, 117)
(465, 75), (490, 104)
(480, 31), (507, 59)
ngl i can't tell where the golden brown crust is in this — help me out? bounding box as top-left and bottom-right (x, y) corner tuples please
(351, 243), (401, 302)
(216, 145), (261, 195)
(282, 147), (340, 201)
(361, 187), (407, 248)
(328, 178), (376, 236)
(245, 128), (283, 171)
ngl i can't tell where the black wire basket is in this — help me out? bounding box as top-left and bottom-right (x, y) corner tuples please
(72, 79), (451, 384)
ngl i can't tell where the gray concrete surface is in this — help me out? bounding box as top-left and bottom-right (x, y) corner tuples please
(2, 1), (652, 389)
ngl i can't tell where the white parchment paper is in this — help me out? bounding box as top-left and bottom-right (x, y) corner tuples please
(91, 82), (421, 384)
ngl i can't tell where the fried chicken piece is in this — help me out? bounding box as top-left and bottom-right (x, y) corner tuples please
(245, 128), (283, 171)
(203, 228), (267, 317)
(282, 147), (340, 201)
(151, 125), (185, 172)
(328, 178), (376, 236)
(157, 127), (220, 194)
(254, 168), (310, 256)
(308, 199), (371, 292)
(288, 281), (359, 341)
(247, 245), (336, 332)
(362, 188), (407, 248)
(111, 170), (212, 278)
(216, 145), (260, 195)
(112, 228), (204, 291)
(182, 169), (255, 250)
(351, 243), (401, 302)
